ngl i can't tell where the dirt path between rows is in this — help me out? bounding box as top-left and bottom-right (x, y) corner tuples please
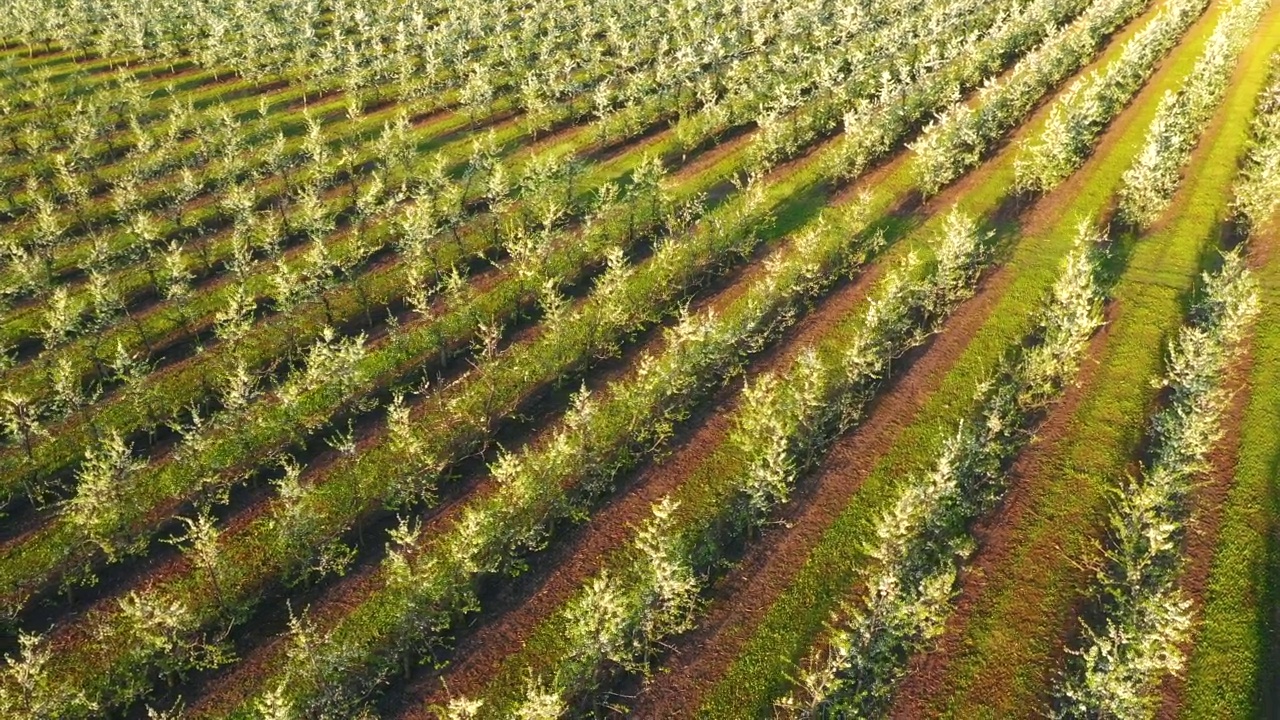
(624, 14), (1173, 711)
(397, 149), (912, 717)
(891, 4), (1277, 714)
(174, 110), (799, 718)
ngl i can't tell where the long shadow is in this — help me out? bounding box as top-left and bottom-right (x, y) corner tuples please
(1255, 414), (1280, 718)
(115, 138), (848, 720)
(369, 173), (922, 720)
(1050, 211), (1257, 720)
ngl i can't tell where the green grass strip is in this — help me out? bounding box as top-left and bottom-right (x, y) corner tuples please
(698, 0), (1233, 715)
(1179, 238), (1280, 717)
(1179, 60), (1280, 720)
(475, 0), (1154, 711)
(924, 3), (1280, 716)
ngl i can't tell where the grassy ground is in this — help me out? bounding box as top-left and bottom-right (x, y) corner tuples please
(468, 0), (1187, 713)
(916, 2), (1280, 716)
(697, 0), (1240, 714)
(3, 2), (1280, 718)
(1180, 227), (1280, 718)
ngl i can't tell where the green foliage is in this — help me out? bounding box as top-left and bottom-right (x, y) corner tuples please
(1053, 252), (1258, 719)
(784, 227), (1104, 717)
(1015, 0), (1208, 192)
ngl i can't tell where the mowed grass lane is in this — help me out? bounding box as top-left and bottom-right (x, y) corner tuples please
(697, 0), (1235, 714)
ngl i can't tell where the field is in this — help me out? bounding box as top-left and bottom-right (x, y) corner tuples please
(0, 0), (1278, 717)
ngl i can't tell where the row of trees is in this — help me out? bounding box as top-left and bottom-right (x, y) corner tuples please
(1117, 0), (1269, 227)
(910, 0), (1149, 195)
(1052, 251), (1257, 718)
(8, 99), (398, 312)
(1231, 54), (1280, 234)
(0, 0), (783, 316)
(1014, 0), (1208, 192)
(237, 170), (838, 717)
(0, 0), (1170, 716)
(0, 0), (870, 153)
(509, 209), (992, 717)
(784, 226), (1105, 716)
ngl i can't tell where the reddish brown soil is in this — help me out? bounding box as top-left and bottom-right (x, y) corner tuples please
(181, 105), (899, 719)
(388, 146), (920, 716)
(623, 14), (1178, 703)
(0, 42), (71, 60)
(0, 501), (57, 552)
(34, 534), (191, 656)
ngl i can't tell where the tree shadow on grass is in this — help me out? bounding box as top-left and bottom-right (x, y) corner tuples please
(1255, 409), (1280, 718)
